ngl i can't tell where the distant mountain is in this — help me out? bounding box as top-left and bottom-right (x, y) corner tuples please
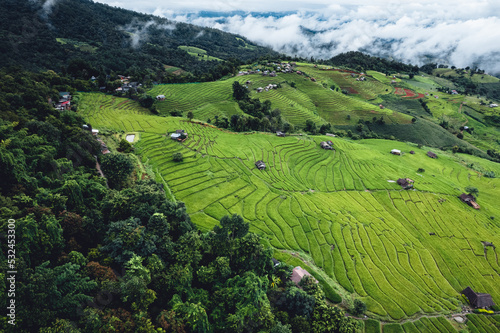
(0, 0), (278, 77)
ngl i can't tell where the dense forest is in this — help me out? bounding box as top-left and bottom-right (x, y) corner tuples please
(0, 0), (278, 82)
(0, 68), (359, 332)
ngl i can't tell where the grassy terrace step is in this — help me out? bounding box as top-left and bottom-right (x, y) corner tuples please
(79, 90), (500, 322)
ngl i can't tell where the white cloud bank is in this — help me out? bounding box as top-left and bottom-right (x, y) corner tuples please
(95, 0), (500, 74)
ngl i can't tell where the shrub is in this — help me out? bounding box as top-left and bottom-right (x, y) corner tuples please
(417, 168), (425, 173)
(172, 153), (183, 162)
(351, 299), (366, 316)
(484, 171), (495, 178)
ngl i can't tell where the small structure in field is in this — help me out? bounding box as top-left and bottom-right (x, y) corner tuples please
(257, 87), (263, 93)
(462, 287), (495, 308)
(391, 149), (401, 155)
(255, 160), (266, 170)
(156, 95), (165, 101)
(409, 150), (415, 154)
(459, 193), (480, 209)
(320, 141), (333, 150)
(290, 266), (318, 286)
(310, 77), (316, 82)
(171, 130), (187, 141)
(397, 178), (414, 189)
(276, 131), (286, 137)
(427, 151), (437, 159)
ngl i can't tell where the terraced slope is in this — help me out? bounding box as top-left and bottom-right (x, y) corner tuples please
(79, 92), (500, 321)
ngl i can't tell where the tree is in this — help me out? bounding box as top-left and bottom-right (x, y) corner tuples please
(139, 95), (154, 108)
(186, 111), (194, 120)
(465, 186), (479, 197)
(100, 153), (134, 189)
(17, 262), (97, 329)
(232, 81), (248, 100)
(173, 152), (183, 162)
(119, 139), (133, 153)
(351, 299), (366, 316)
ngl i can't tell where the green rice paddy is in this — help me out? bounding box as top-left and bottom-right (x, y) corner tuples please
(79, 91), (500, 322)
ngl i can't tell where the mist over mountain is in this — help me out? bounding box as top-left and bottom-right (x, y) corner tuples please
(143, 3), (500, 76)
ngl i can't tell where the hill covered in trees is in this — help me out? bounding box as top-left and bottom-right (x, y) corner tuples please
(0, 0), (278, 81)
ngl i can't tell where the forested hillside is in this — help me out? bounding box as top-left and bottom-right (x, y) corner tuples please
(0, 0), (277, 81)
(0, 68), (358, 332)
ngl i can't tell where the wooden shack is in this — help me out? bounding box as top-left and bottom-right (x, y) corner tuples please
(462, 286), (495, 308)
(427, 151), (437, 159)
(255, 160), (266, 170)
(459, 193), (480, 209)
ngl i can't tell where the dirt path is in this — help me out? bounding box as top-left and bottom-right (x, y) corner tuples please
(95, 158), (109, 188)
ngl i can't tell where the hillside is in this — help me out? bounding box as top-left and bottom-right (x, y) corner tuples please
(0, 0), (277, 78)
(79, 89), (500, 322)
(143, 62), (500, 158)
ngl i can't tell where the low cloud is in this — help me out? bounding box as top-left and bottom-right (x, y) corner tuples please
(153, 3), (500, 75)
(119, 19), (176, 48)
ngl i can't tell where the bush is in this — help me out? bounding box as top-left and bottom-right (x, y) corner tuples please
(351, 299), (366, 316)
(484, 171), (495, 178)
(172, 152), (183, 162)
(119, 139), (133, 153)
(417, 168), (425, 173)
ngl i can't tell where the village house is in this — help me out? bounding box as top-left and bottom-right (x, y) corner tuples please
(310, 77), (316, 82)
(156, 95), (165, 101)
(256, 87), (263, 93)
(269, 71), (277, 77)
(276, 131), (285, 137)
(171, 129), (187, 141)
(459, 193), (480, 209)
(427, 151), (438, 159)
(290, 266), (318, 287)
(397, 178), (414, 189)
(391, 149), (401, 155)
(255, 160), (266, 170)
(320, 141), (333, 150)
(462, 287), (495, 308)
(489, 104), (498, 108)
(55, 92), (72, 111)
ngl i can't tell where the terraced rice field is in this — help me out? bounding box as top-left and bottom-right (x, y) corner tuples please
(149, 71), (411, 127)
(466, 314), (500, 332)
(79, 92), (500, 322)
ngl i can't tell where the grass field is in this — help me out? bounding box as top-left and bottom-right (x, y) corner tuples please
(79, 91), (500, 321)
(178, 45), (222, 61)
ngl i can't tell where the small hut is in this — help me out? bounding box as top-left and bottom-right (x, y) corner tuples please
(427, 151), (437, 159)
(462, 287), (495, 308)
(409, 150), (415, 154)
(320, 141), (333, 150)
(255, 160), (266, 170)
(459, 193), (480, 209)
(397, 178), (414, 189)
(290, 266), (318, 287)
(391, 149), (401, 155)
(276, 131), (286, 137)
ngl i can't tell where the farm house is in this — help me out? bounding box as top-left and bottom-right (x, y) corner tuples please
(397, 178), (414, 190)
(462, 287), (495, 308)
(171, 130), (187, 141)
(156, 95), (165, 100)
(255, 160), (266, 170)
(427, 151), (437, 158)
(459, 193), (480, 209)
(290, 267), (318, 286)
(320, 141), (333, 150)
(276, 131), (285, 137)
(391, 149), (401, 155)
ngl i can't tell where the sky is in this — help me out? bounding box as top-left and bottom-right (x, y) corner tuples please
(93, 0), (500, 74)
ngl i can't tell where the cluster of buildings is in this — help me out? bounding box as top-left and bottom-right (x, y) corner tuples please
(115, 75), (142, 93)
(55, 92), (71, 111)
(256, 84), (278, 93)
